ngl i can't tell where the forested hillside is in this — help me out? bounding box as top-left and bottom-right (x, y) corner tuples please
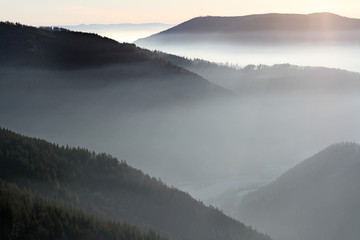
(0, 128), (271, 240)
(0, 21), (147, 69)
(0, 180), (166, 240)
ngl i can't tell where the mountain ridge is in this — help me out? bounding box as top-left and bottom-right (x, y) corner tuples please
(136, 12), (360, 45)
(160, 13), (359, 33)
(0, 21), (229, 105)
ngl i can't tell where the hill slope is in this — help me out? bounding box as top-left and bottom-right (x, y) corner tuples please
(238, 143), (360, 240)
(0, 22), (145, 69)
(136, 13), (360, 45)
(0, 127), (271, 240)
(0, 21), (225, 99)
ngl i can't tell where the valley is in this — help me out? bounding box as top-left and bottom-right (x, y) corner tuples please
(1, 9), (360, 240)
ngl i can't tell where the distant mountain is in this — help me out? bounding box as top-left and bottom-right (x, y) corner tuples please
(238, 143), (360, 240)
(0, 127), (271, 240)
(153, 51), (360, 93)
(152, 13), (360, 33)
(136, 13), (360, 46)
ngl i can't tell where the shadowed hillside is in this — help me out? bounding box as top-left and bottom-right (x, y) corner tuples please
(0, 22), (147, 69)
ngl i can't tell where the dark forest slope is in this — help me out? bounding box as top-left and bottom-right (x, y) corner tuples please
(0, 180), (167, 240)
(0, 128), (271, 240)
(0, 22), (146, 69)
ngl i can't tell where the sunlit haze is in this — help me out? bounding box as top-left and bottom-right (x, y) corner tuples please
(1, 0), (360, 25)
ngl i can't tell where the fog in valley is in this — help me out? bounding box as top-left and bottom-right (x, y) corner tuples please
(135, 13), (360, 72)
(130, 15), (360, 203)
(1, 63), (360, 204)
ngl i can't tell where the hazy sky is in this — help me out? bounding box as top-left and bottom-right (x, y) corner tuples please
(1, 0), (360, 26)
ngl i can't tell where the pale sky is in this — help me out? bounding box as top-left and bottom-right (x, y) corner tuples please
(1, 0), (360, 26)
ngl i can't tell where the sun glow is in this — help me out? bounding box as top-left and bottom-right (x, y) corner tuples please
(1, 0), (359, 26)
